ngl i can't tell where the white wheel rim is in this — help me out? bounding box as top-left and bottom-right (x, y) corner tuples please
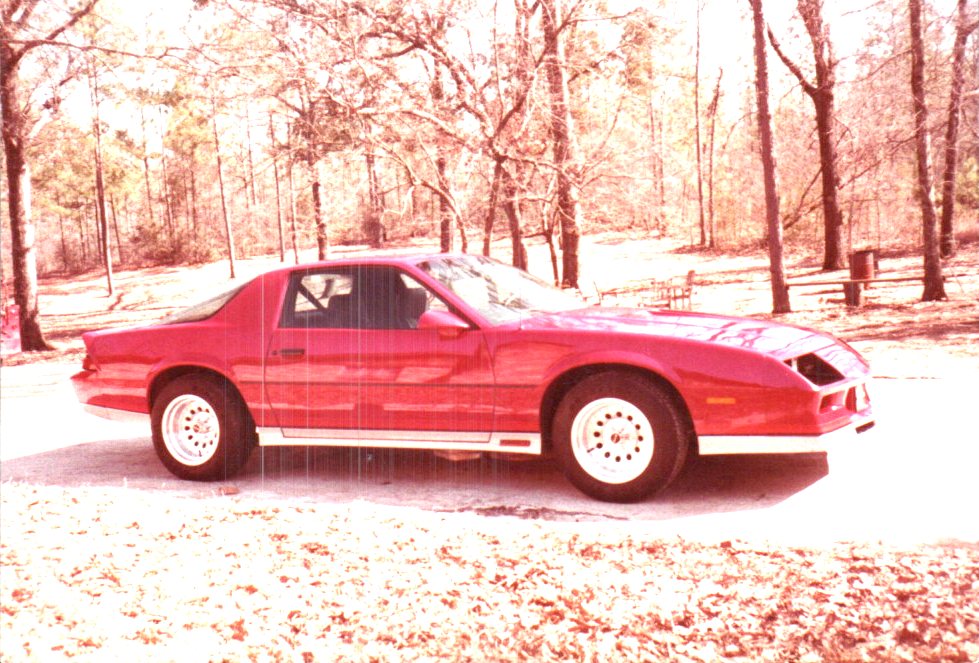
(570, 397), (654, 485)
(161, 394), (220, 467)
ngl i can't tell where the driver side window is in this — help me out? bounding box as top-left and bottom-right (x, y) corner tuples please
(281, 267), (447, 330)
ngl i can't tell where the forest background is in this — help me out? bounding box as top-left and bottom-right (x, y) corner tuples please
(2, 0), (977, 351)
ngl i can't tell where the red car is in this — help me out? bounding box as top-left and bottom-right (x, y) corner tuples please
(72, 254), (874, 502)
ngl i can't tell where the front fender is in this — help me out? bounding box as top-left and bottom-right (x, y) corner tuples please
(539, 349), (685, 395)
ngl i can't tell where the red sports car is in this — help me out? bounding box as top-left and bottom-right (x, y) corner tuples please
(72, 254), (874, 502)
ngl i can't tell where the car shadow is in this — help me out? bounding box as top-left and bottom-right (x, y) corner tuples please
(0, 437), (828, 522)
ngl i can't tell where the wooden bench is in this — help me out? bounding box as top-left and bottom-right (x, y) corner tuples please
(786, 274), (957, 306)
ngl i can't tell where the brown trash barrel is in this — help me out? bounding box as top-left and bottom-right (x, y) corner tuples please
(849, 250), (875, 281)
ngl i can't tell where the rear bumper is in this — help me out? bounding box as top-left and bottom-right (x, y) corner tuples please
(698, 414), (875, 455)
(72, 369), (148, 419)
(82, 404), (150, 424)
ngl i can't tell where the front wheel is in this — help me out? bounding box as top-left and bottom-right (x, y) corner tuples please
(552, 372), (689, 503)
(151, 375), (253, 481)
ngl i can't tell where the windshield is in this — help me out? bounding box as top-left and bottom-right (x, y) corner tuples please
(417, 255), (584, 324)
(161, 281), (248, 325)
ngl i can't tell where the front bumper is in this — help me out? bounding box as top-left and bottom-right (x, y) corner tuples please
(698, 413), (876, 455)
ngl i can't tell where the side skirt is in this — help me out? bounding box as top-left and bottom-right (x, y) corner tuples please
(256, 427), (542, 456)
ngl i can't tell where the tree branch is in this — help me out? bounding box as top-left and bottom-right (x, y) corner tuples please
(4, 38), (178, 62)
(4, 0), (36, 28)
(8, 0), (99, 63)
(766, 25), (817, 97)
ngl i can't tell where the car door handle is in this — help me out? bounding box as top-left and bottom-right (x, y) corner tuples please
(278, 348), (306, 357)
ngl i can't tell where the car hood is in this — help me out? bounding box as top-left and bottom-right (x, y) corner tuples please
(518, 307), (845, 360)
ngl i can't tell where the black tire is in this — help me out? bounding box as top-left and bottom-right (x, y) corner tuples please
(552, 371), (689, 503)
(151, 374), (253, 481)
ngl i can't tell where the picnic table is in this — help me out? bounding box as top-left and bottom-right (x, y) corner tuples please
(786, 274), (958, 306)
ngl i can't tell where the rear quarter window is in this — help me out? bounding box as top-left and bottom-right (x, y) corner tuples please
(161, 282), (249, 324)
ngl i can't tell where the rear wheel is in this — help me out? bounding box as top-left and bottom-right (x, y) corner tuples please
(552, 372), (688, 503)
(152, 375), (253, 481)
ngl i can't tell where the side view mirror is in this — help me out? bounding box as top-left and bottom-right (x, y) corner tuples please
(417, 310), (471, 339)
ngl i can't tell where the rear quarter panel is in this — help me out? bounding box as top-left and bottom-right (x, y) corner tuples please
(79, 271), (287, 423)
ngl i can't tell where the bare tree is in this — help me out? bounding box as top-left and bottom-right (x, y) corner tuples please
(1, 0), (98, 350)
(541, 0), (582, 288)
(431, 65), (454, 254)
(694, 0), (707, 247)
(705, 69), (722, 249)
(363, 120), (385, 248)
(939, 0), (979, 257)
(909, 0), (946, 301)
(210, 92), (237, 279)
(87, 55), (112, 294)
(750, 0), (791, 314)
(768, 0), (845, 270)
(269, 113), (286, 262)
(138, 102), (155, 226)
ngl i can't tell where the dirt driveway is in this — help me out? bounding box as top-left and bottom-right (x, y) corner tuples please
(2, 361), (976, 546)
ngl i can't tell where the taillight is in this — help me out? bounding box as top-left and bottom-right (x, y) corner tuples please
(819, 391), (845, 413)
(82, 354), (97, 371)
(846, 384), (871, 412)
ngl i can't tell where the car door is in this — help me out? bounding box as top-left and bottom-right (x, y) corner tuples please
(263, 264), (495, 439)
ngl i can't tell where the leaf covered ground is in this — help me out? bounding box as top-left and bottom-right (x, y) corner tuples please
(2, 484), (978, 662)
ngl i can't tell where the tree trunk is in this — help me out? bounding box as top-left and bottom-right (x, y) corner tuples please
(245, 104), (258, 208)
(543, 212), (560, 285)
(694, 1), (707, 247)
(211, 99), (237, 279)
(769, 0), (845, 270)
(939, 0), (978, 257)
(541, 0), (582, 289)
(909, 0), (947, 301)
(89, 61), (112, 295)
(430, 68), (454, 253)
(811, 87), (844, 270)
(93, 176), (105, 264)
(648, 98), (666, 233)
(189, 147), (199, 232)
(140, 106), (155, 226)
(456, 208), (468, 253)
(364, 144), (384, 247)
(0, 41), (52, 350)
(501, 166), (528, 270)
(482, 160), (503, 257)
(57, 205), (68, 273)
(269, 113), (285, 262)
(287, 159), (300, 264)
(435, 155), (454, 253)
(78, 211), (88, 264)
(706, 70), (722, 249)
(750, 0), (791, 314)
(159, 119), (175, 242)
(312, 165), (328, 260)
(110, 195), (124, 265)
